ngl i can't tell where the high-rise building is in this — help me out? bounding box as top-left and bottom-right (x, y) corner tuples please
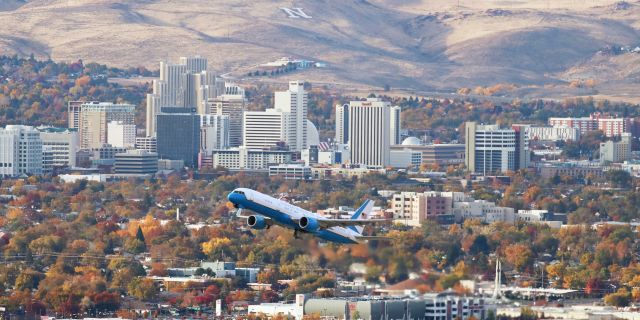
(156, 108), (200, 167)
(335, 102), (402, 145)
(37, 127), (78, 171)
(107, 121), (136, 149)
(347, 98), (392, 167)
(209, 93), (246, 147)
(511, 124), (531, 171)
(114, 150), (158, 174)
(200, 114), (230, 153)
(390, 106), (402, 145)
(243, 109), (288, 149)
(67, 101), (89, 130)
(179, 56), (208, 73)
(0, 125), (42, 177)
(465, 122), (529, 175)
(600, 133), (632, 163)
(274, 81), (307, 151)
(146, 56), (222, 137)
(79, 102), (135, 149)
(335, 104), (349, 145)
(195, 71), (224, 115)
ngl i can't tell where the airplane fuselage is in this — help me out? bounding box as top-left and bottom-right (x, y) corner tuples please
(227, 188), (360, 244)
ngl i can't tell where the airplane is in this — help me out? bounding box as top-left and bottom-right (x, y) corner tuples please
(227, 188), (389, 244)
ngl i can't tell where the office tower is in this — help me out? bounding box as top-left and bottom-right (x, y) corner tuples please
(274, 81), (307, 151)
(335, 104), (349, 144)
(390, 106), (402, 145)
(0, 125), (42, 177)
(67, 101), (87, 129)
(200, 114), (230, 153)
(209, 92), (246, 147)
(79, 102), (135, 149)
(156, 108), (200, 167)
(114, 150), (158, 174)
(465, 122), (528, 175)
(146, 56), (222, 137)
(37, 127), (78, 171)
(107, 121), (136, 149)
(243, 109), (288, 149)
(347, 98), (392, 167)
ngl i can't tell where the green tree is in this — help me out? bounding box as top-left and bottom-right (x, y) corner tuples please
(128, 277), (159, 301)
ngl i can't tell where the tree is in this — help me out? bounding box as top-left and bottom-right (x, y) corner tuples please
(15, 269), (43, 290)
(365, 265), (382, 283)
(124, 238), (146, 254)
(504, 244), (534, 272)
(604, 288), (631, 307)
(128, 277), (159, 301)
(606, 170), (631, 188)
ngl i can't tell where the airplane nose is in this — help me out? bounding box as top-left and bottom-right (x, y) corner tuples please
(227, 191), (242, 204)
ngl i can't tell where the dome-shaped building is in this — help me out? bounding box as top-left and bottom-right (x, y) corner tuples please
(401, 136), (422, 146)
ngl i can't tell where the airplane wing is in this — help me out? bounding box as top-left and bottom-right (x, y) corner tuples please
(235, 208), (277, 227)
(292, 217), (390, 229)
(235, 208), (251, 219)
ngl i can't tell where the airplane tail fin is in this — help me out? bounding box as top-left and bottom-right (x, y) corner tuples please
(349, 199), (374, 234)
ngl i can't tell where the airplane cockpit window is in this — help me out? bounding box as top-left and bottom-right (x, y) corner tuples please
(234, 191), (245, 195)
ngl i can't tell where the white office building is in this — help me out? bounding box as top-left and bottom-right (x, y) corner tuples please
(274, 81), (308, 151)
(0, 125), (43, 177)
(107, 121), (136, 149)
(37, 127), (78, 171)
(243, 109), (288, 149)
(348, 98), (392, 167)
(209, 147), (294, 170)
(200, 114), (230, 152)
(465, 122), (529, 175)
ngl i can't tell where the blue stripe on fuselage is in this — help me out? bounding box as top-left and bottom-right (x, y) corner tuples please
(232, 195), (357, 244)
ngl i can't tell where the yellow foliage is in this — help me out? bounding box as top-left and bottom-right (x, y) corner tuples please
(202, 237), (232, 256)
(6, 207), (23, 220)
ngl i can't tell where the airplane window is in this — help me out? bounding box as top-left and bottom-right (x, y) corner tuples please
(234, 191), (245, 195)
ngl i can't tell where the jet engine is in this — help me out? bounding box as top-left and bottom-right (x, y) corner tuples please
(247, 215), (268, 229)
(299, 216), (320, 232)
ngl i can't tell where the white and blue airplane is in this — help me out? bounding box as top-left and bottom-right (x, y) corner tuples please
(227, 188), (389, 244)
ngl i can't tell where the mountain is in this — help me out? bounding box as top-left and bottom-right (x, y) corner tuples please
(0, 0), (639, 95)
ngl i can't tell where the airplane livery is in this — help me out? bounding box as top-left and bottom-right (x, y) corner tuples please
(227, 188), (388, 244)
